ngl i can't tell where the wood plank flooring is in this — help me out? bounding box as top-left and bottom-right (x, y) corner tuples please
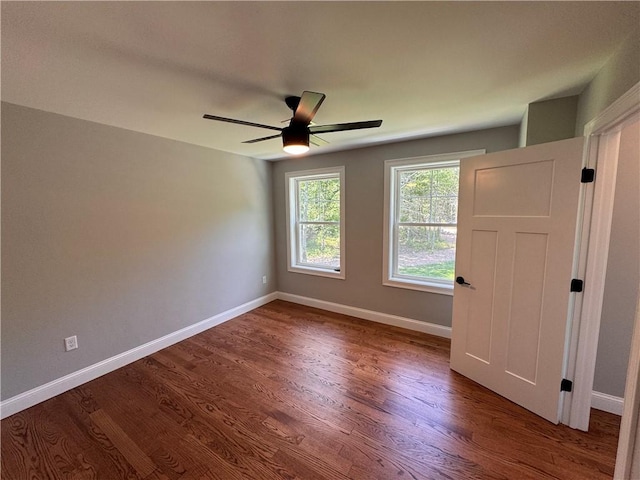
(1, 300), (621, 479)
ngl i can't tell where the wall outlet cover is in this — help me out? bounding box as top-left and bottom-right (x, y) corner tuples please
(65, 336), (78, 351)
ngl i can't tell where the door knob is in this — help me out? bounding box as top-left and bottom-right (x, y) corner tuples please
(456, 276), (471, 286)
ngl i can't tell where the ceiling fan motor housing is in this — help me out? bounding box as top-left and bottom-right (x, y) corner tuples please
(282, 124), (309, 148)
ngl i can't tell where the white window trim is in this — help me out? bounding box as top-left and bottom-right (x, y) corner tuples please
(285, 166), (345, 279)
(383, 150), (485, 295)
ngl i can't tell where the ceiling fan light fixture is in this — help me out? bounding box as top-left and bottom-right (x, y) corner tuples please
(282, 125), (309, 155)
(203, 91), (383, 153)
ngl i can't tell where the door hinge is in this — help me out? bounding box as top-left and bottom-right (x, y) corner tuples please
(570, 279), (584, 292)
(561, 378), (573, 392)
(581, 168), (595, 183)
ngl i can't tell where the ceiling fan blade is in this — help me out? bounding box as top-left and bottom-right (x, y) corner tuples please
(203, 114), (282, 132)
(293, 91), (326, 125)
(309, 120), (382, 134)
(309, 134), (329, 147)
(242, 133), (282, 144)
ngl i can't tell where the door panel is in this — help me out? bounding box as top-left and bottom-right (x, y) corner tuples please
(506, 232), (548, 383)
(473, 160), (554, 217)
(450, 137), (584, 423)
(465, 230), (498, 363)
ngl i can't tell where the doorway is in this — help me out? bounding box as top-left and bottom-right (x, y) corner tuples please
(565, 81), (640, 431)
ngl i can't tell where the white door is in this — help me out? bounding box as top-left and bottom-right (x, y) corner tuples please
(450, 137), (584, 423)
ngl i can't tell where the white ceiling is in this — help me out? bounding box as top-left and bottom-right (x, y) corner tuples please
(2, 2), (638, 160)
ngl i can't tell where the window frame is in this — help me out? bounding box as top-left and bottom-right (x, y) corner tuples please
(285, 166), (345, 279)
(383, 150), (485, 295)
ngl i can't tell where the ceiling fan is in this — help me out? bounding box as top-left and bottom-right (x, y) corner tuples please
(203, 91), (383, 155)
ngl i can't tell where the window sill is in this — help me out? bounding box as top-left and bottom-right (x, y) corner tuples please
(288, 265), (345, 280)
(383, 277), (453, 296)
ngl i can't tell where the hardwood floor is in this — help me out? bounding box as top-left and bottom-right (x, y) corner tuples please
(1, 300), (621, 479)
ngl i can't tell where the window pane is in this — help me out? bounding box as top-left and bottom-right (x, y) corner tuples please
(399, 167), (459, 224)
(298, 178), (340, 222)
(397, 226), (456, 280)
(299, 224), (340, 268)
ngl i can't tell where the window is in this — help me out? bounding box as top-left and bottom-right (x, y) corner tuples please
(383, 150), (484, 295)
(286, 167), (345, 279)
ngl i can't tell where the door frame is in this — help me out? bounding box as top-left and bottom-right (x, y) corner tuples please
(562, 81), (640, 430)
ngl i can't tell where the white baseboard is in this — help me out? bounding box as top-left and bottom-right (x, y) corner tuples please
(591, 391), (624, 416)
(4, 291), (618, 423)
(0, 292), (278, 420)
(276, 292), (452, 339)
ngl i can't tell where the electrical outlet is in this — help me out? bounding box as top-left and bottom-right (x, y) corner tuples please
(262, 275), (267, 284)
(65, 335), (78, 351)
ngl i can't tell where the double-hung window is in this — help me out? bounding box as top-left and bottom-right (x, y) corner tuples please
(286, 167), (345, 279)
(383, 150), (484, 295)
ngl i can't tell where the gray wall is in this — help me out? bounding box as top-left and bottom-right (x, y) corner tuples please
(272, 126), (520, 328)
(576, 30), (640, 134)
(520, 96), (578, 147)
(1, 103), (275, 400)
(593, 120), (640, 398)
